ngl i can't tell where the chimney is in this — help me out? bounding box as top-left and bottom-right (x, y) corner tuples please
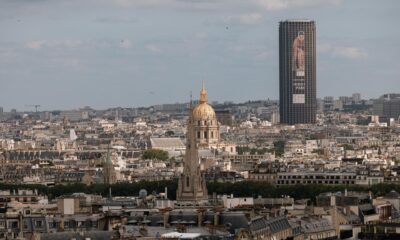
(197, 211), (203, 227)
(214, 211), (220, 226)
(19, 212), (24, 238)
(60, 214), (65, 231)
(163, 210), (170, 228)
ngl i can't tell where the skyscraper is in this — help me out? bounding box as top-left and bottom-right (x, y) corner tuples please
(279, 20), (316, 124)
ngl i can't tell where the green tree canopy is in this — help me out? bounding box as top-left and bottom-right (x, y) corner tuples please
(2, 181), (400, 203)
(143, 149), (169, 160)
(340, 144), (354, 151)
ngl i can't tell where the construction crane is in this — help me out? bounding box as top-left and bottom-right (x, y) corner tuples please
(25, 104), (41, 113)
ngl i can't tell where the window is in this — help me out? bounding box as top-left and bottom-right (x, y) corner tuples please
(11, 221), (18, 228)
(186, 176), (190, 187)
(204, 131), (208, 139)
(35, 220), (43, 228)
(197, 131), (200, 139)
(211, 131), (214, 138)
(198, 121), (201, 126)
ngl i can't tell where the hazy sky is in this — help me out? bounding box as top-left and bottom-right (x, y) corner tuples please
(0, 0), (399, 111)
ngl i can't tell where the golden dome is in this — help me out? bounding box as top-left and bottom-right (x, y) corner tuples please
(192, 82), (216, 120)
(193, 103), (216, 119)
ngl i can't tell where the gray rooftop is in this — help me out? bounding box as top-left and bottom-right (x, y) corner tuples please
(150, 137), (185, 149)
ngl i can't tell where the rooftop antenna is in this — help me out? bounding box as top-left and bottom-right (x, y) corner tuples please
(189, 91), (193, 109)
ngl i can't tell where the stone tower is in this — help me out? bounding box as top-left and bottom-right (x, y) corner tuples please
(103, 148), (116, 184)
(176, 89), (208, 203)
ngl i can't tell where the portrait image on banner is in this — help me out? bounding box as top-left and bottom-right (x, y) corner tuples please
(292, 31), (306, 104)
(292, 31), (305, 77)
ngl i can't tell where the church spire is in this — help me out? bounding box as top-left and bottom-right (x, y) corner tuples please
(199, 81), (208, 104)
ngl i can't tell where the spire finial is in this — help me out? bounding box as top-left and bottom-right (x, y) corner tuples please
(199, 81), (207, 104)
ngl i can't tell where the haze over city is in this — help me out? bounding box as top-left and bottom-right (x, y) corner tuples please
(1, 0), (399, 111)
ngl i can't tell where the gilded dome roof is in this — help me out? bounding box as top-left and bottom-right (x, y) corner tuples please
(192, 82), (216, 120)
(193, 103), (216, 120)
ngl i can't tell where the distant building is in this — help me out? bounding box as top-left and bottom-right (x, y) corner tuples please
(352, 93), (361, 103)
(333, 99), (343, 111)
(60, 110), (89, 121)
(279, 20), (316, 124)
(339, 96), (353, 105)
(271, 110), (280, 124)
(323, 96), (334, 112)
(215, 109), (233, 126)
(161, 103), (188, 112)
(10, 109), (17, 118)
(373, 93), (400, 119)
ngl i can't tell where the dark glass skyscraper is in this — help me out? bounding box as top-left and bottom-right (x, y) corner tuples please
(279, 20), (316, 124)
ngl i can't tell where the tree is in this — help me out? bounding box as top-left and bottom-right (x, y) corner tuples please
(3, 181), (400, 202)
(340, 144), (354, 151)
(272, 140), (285, 157)
(165, 130), (175, 137)
(143, 149), (169, 161)
(312, 149), (324, 155)
(236, 146), (250, 155)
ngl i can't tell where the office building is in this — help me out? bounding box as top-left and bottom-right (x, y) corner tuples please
(373, 93), (400, 119)
(215, 109), (233, 126)
(352, 93), (361, 103)
(60, 110), (89, 122)
(279, 20), (316, 124)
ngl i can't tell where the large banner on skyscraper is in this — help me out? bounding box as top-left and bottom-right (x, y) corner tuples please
(292, 31), (305, 104)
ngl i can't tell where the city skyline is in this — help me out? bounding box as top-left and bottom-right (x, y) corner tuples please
(1, 0), (399, 111)
(0, 89), (390, 112)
